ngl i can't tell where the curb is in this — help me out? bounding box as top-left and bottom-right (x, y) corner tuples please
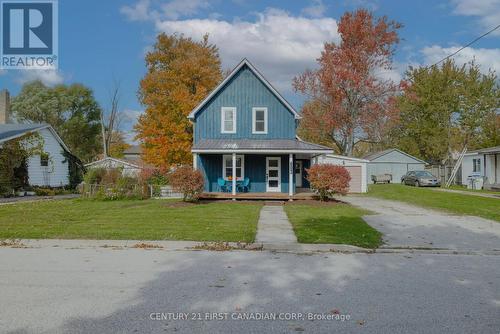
(2, 239), (499, 256)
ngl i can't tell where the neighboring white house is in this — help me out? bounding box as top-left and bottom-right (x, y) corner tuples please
(461, 146), (500, 190)
(0, 124), (71, 187)
(314, 154), (368, 193)
(364, 148), (427, 184)
(85, 157), (143, 177)
(0, 90), (72, 187)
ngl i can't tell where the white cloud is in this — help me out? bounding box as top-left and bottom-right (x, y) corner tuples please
(16, 69), (64, 86)
(451, 0), (500, 35)
(122, 108), (143, 122)
(373, 62), (406, 83)
(121, 0), (210, 21)
(421, 45), (500, 74)
(120, 109), (142, 144)
(121, 0), (153, 21)
(155, 9), (339, 91)
(161, 0), (210, 20)
(301, 0), (326, 18)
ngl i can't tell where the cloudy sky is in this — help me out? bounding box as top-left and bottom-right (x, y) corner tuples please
(1, 0), (499, 142)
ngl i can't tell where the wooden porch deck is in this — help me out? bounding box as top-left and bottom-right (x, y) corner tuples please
(199, 191), (316, 200)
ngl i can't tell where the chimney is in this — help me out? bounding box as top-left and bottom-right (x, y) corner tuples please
(0, 89), (10, 124)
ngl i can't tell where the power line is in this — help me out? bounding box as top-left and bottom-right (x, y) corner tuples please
(429, 23), (500, 67)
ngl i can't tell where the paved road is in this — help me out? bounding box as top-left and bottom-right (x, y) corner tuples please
(1, 247), (499, 334)
(344, 196), (500, 251)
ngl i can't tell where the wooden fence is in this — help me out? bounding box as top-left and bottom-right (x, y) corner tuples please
(425, 165), (462, 185)
(80, 183), (182, 199)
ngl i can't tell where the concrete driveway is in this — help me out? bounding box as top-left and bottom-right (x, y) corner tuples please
(344, 196), (500, 251)
(0, 247), (499, 334)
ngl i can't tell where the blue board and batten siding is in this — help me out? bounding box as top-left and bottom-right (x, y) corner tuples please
(198, 154), (293, 193)
(193, 65), (296, 143)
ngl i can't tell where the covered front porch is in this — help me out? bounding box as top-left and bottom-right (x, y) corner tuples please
(198, 190), (316, 200)
(192, 139), (333, 199)
(480, 147), (500, 191)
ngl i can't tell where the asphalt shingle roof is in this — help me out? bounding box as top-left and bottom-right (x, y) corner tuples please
(192, 139), (333, 151)
(0, 123), (47, 142)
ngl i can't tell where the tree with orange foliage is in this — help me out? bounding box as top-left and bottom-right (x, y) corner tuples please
(293, 9), (402, 156)
(135, 33), (222, 169)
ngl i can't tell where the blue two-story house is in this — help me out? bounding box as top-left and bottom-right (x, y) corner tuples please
(189, 59), (333, 198)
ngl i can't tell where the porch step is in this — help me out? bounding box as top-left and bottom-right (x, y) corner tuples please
(264, 201), (285, 206)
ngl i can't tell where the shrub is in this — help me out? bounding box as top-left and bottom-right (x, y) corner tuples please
(168, 166), (204, 202)
(306, 164), (351, 201)
(83, 168), (107, 185)
(33, 187), (56, 196)
(139, 168), (168, 185)
(81, 168), (149, 200)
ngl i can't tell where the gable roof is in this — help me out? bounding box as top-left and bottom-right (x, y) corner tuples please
(0, 123), (70, 152)
(85, 157), (142, 169)
(363, 148), (427, 164)
(188, 58), (301, 120)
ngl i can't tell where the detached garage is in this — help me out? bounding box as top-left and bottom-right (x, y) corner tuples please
(314, 154), (368, 193)
(364, 148), (427, 184)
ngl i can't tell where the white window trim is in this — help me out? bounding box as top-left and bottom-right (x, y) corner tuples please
(473, 158), (481, 173)
(252, 107), (268, 134)
(221, 107), (237, 134)
(222, 154), (244, 181)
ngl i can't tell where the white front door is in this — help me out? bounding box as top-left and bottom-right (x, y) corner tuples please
(266, 157), (281, 192)
(295, 161), (303, 187)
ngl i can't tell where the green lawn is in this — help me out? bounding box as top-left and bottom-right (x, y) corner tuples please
(368, 184), (500, 222)
(0, 199), (262, 242)
(284, 203), (382, 248)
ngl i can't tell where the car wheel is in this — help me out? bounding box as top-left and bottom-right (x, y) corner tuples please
(415, 180), (420, 187)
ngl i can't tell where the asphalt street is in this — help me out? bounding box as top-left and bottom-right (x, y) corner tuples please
(1, 247), (499, 334)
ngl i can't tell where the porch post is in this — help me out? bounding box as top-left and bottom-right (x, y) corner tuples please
(232, 153), (236, 197)
(192, 153), (198, 170)
(289, 154), (294, 197)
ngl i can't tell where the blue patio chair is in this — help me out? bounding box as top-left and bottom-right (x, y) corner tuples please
(217, 178), (228, 192)
(237, 177), (250, 193)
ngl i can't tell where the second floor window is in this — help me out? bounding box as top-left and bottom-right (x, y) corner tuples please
(221, 107), (236, 133)
(252, 107), (268, 134)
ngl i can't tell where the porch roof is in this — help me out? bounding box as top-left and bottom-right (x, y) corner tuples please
(192, 139), (333, 154)
(466, 145), (500, 155)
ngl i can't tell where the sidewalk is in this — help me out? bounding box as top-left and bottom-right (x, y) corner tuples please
(2, 238), (499, 255)
(255, 205), (297, 244)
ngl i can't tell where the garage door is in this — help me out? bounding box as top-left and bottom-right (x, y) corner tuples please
(345, 166), (362, 193)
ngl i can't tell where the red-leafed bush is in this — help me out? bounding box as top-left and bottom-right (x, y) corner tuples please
(306, 164), (351, 201)
(169, 166), (205, 202)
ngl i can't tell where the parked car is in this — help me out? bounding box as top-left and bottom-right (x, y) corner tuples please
(401, 171), (441, 187)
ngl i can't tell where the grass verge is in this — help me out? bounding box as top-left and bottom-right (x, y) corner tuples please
(284, 202), (382, 248)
